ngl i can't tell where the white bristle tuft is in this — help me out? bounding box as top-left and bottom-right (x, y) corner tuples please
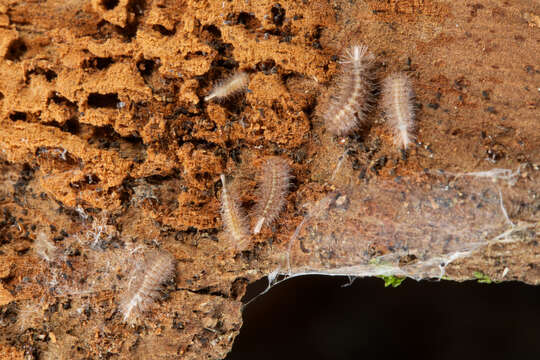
(381, 72), (416, 149)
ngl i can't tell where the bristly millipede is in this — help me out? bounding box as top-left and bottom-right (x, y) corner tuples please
(119, 250), (176, 323)
(204, 71), (250, 102)
(323, 44), (375, 136)
(220, 174), (251, 251)
(252, 157), (291, 234)
(381, 72), (416, 150)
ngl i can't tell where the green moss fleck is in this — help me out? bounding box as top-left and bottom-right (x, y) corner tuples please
(473, 271), (493, 284)
(378, 275), (405, 288)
